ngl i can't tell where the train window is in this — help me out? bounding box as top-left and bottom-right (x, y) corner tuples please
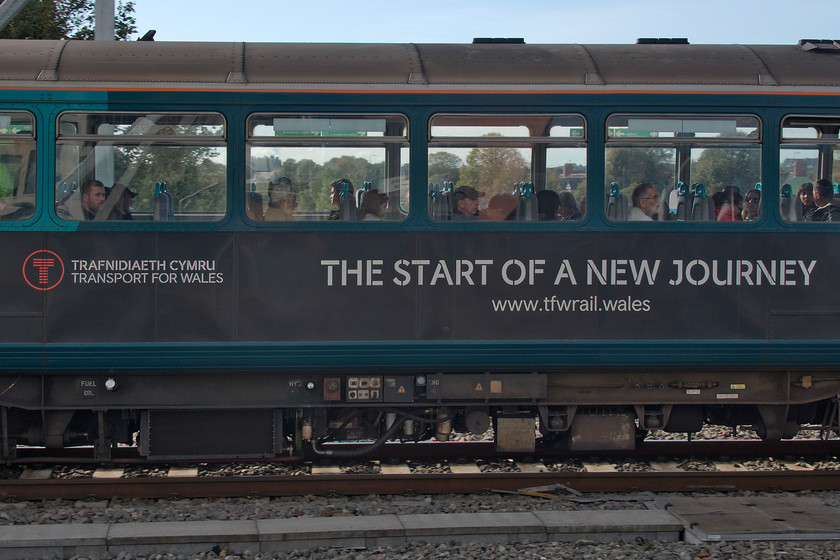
(779, 116), (840, 222)
(246, 114), (409, 222)
(55, 112), (227, 222)
(0, 111), (36, 221)
(428, 114), (586, 222)
(605, 115), (761, 222)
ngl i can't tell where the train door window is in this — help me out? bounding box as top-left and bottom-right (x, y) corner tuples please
(0, 111), (36, 221)
(55, 112), (227, 222)
(246, 114), (409, 222)
(779, 116), (840, 222)
(605, 115), (761, 222)
(428, 114), (586, 221)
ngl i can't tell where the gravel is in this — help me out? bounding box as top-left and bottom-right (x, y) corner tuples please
(3, 425), (840, 558)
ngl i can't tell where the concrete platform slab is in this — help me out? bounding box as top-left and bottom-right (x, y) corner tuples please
(0, 523), (109, 560)
(659, 495), (840, 543)
(0, 508), (690, 557)
(399, 512), (544, 544)
(258, 514), (405, 552)
(107, 520), (260, 557)
(535, 510), (683, 543)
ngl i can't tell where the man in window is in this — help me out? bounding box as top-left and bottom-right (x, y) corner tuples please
(452, 185), (481, 220)
(264, 177), (297, 221)
(811, 179), (840, 222)
(81, 179), (106, 220)
(629, 183), (659, 221)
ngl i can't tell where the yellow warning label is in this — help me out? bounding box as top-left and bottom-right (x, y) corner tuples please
(397, 386), (406, 393)
(475, 383), (483, 392)
(730, 384), (746, 390)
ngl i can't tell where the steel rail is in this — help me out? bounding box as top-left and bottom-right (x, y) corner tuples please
(3, 470), (840, 501)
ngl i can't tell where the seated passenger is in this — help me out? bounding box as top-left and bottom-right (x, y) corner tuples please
(741, 188), (761, 221)
(264, 177), (297, 221)
(359, 188), (388, 221)
(798, 182), (816, 221)
(715, 186), (743, 222)
(557, 191), (582, 221)
(481, 193), (517, 221)
(328, 178), (356, 221)
(629, 182), (659, 221)
(536, 190), (559, 220)
(452, 185), (481, 220)
(107, 183), (138, 220)
(811, 178), (840, 221)
(81, 179), (106, 220)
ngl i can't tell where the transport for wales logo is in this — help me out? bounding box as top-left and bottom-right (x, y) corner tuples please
(23, 250), (65, 291)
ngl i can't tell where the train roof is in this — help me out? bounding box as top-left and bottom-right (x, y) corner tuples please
(0, 39), (839, 90)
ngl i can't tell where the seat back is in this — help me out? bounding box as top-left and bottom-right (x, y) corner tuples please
(514, 182), (537, 221)
(153, 182), (173, 221)
(247, 182), (264, 221)
(689, 183), (714, 221)
(606, 182), (628, 221)
(335, 179), (356, 221)
(780, 183), (799, 222)
(429, 182), (453, 221)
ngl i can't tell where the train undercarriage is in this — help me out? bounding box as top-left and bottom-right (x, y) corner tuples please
(1, 370), (840, 462)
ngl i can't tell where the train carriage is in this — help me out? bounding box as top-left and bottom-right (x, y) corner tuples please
(1, 38), (840, 460)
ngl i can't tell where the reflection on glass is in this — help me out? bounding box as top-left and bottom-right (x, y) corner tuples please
(55, 112), (227, 222)
(605, 114), (762, 223)
(428, 114), (586, 222)
(0, 112), (36, 221)
(246, 114), (409, 222)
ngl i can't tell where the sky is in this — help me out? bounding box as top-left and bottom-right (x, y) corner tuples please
(131, 0), (840, 45)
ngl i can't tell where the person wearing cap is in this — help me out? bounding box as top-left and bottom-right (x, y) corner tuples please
(107, 183), (138, 220)
(264, 177), (297, 221)
(452, 185), (480, 220)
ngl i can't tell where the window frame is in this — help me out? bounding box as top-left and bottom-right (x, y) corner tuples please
(54, 111), (228, 224)
(604, 113), (763, 224)
(426, 113), (587, 223)
(0, 110), (37, 222)
(245, 112), (410, 224)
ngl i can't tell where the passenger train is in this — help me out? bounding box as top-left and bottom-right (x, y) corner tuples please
(1, 38), (840, 460)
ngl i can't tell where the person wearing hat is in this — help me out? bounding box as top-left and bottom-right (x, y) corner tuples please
(452, 185), (481, 220)
(107, 183), (138, 220)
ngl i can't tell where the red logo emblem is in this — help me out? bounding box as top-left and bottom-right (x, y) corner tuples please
(23, 250), (65, 291)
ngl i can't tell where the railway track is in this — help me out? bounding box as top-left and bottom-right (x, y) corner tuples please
(2, 439), (840, 500)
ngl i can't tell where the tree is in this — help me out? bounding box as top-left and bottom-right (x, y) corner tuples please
(605, 147), (674, 196)
(691, 147), (761, 193)
(0, 0), (136, 40)
(428, 152), (462, 186)
(459, 145), (529, 196)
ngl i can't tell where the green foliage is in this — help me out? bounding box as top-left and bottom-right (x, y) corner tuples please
(114, 145), (226, 215)
(0, 0), (136, 40)
(460, 146), (529, 196)
(252, 154), (386, 213)
(691, 147), (761, 193)
(428, 152), (462, 185)
(605, 147), (674, 196)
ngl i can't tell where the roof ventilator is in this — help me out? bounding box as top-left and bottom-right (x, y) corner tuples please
(636, 38), (689, 44)
(472, 38), (525, 44)
(798, 39), (840, 52)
